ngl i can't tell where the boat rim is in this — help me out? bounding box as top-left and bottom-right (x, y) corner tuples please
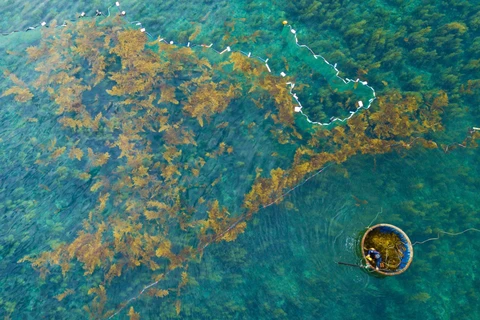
(361, 223), (414, 276)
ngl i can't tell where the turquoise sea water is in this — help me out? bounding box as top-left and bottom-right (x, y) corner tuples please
(1, 0), (480, 319)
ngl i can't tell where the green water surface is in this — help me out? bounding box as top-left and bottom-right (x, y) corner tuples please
(1, 0), (479, 319)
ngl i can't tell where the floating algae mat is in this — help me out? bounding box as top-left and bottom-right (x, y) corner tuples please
(1, 0), (480, 319)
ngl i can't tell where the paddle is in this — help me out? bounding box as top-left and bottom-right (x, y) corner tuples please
(336, 261), (366, 269)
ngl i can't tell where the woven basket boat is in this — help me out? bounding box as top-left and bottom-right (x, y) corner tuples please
(361, 223), (413, 276)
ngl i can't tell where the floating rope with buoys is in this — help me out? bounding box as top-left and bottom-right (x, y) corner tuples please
(1, 1), (377, 127)
(4, 2), (376, 317)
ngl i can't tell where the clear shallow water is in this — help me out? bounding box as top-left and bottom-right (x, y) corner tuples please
(1, 0), (480, 319)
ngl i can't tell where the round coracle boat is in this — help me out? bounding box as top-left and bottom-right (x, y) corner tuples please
(361, 224), (413, 276)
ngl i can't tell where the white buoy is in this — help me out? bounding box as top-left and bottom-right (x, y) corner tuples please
(220, 46), (231, 54)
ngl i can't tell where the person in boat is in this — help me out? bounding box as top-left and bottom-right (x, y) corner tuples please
(366, 248), (383, 270)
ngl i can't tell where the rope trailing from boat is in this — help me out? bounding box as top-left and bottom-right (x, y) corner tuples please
(412, 228), (480, 246)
